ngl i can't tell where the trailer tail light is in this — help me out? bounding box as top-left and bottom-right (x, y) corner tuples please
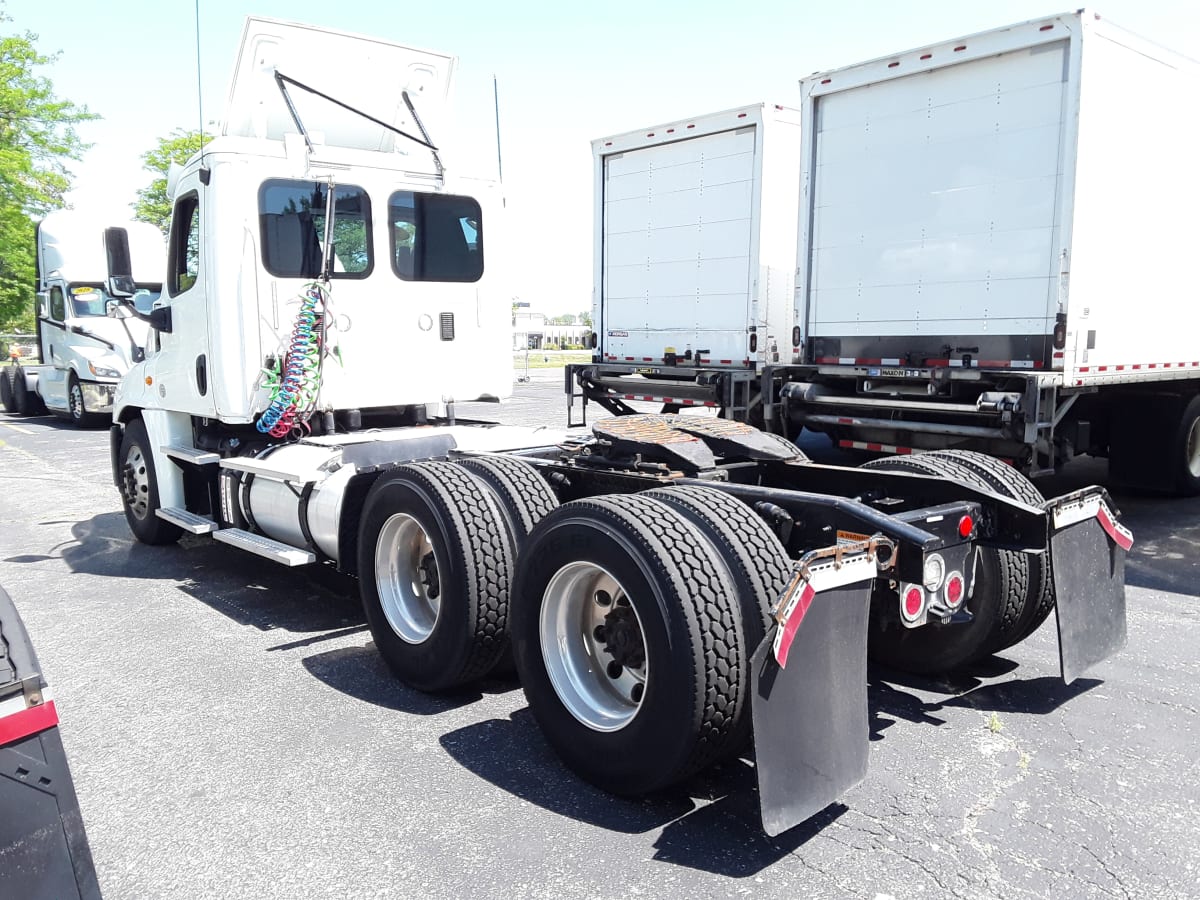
(958, 514), (975, 538)
(922, 554), (946, 592)
(749, 333), (758, 353)
(791, 326), (801, 348)
(900, 584), (925, 623)
(944, 572), (965, 609)
(1053, 313), (1067, 350)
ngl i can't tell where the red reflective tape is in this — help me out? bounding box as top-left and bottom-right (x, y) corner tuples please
(838, 417), (854, 425)
(897, 446), (914, 455)
(774, 584), (816, 668)
(816, 356), (839, 364)
(0, 700), (59, 746)
(857, 357), (882, 365)
(867, 442), (883, 451)
(719, 359), (733, 365)
(1078, 366), (1090, 372)
(1097, 505), (1134, 551)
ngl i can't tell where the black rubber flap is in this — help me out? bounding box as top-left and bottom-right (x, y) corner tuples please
(1051, 516), (1128, 684)
(0, 587), (100, 900)
(751, 582), (872, 836)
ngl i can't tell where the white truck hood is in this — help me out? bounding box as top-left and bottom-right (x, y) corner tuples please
(222, 17), (455, 156)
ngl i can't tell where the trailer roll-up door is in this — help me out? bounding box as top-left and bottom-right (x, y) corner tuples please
(602, 127), (757, 364)
(806, 41), (1070, 366)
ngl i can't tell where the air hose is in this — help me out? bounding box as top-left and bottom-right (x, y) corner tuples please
(256, 283), (328, 439)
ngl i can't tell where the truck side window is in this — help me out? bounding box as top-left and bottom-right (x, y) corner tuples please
(259, 180), (372, 279)
(49, 286), (66, 321)
(389, 192), (483, 283)
(168, 193), (201, 296)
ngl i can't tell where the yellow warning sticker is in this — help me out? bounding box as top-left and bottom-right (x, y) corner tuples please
(836, 529), (870, 546)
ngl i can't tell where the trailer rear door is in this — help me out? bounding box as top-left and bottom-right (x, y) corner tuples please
(804, 41), (1070, 366)
(601, 127), (756, 365)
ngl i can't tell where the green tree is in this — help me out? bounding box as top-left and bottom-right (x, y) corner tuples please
(133, 129), (212, 233)
(0, 8), (97, 330)
(579, 310), (593, 328)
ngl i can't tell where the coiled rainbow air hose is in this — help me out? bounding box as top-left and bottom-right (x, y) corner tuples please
(256, 283), (327, 439)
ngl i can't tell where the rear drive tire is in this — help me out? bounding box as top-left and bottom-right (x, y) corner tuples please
(457, 456), (559, 549)
(1172, 396), (1200, 497)
(358, 461), (514, 692)
(11, 368), (31, 417)
(861, 454), (1028, 673)
(118, 418), (182, 546)
(511, 493), (749, 794)
(925, 449), (1054, 645)
(0, 367), (14, 413)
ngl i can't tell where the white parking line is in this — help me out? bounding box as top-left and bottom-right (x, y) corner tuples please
(1, 422), (33, 434)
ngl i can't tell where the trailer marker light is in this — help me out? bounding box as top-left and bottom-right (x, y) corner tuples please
(666, 128), (674, 133)
(647, 132), (655, 137)
(1040, 24), (1054, 31)
(749, 334), (758, 353)
(901, 585), (925, 621)
(821, 78), (832, 85)
(958, 515), (974, 538)
(954, 45), (966, 52)
(888, 61), (900, 68)
(687, 124), (695, 129)
(945, 572), (965, 608)
(737, 113), (747, 118)
(145, 376), (153, 386)
(920, 53), (932, 60)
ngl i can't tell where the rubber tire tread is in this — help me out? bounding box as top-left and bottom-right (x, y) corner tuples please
(12, 368), (30, 417)
(0, 367), (14, 413)
(118, 418), (183, 546)
(512, 493), (748, 793)
(641, 485), (790, 756)
(358, 461), (514, 691)
(862, 455), (1028, 670)
(924, 449), (1053, 645)
(457, 456), (559, 548)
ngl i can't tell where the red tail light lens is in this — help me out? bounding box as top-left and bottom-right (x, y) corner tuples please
(901, 584), (925, 621)
(944, 572), (965, 608)
(958, 515), (975, 538)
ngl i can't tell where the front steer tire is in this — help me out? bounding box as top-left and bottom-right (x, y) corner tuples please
(358, 461), (514, 692)
(511, 493), (750, 795)
(118, 418), (182, 546)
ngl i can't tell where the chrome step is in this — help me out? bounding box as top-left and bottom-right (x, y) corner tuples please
(218, 456), (321, 484)
(163, 444), (220, 465)
(212, 529), (315, 566)
(156, 507), (217, 534)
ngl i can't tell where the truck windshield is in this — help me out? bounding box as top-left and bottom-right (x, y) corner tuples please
(389, 191), (483, 283)
(68, 285), (161, 317)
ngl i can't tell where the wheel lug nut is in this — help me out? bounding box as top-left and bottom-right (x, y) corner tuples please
(606, 661), (623, 679)
(594, 590), (612, 607)
(593, 625), (607, 641)
(630, 683), (644, 703)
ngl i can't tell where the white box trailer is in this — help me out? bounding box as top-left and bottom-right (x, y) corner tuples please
(786, 10), (1200, 492)
(573, 104), (802, 424)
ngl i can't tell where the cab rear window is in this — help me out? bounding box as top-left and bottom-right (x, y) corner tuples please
(389, 192), (482, 283)
(260, 180), (372, 278)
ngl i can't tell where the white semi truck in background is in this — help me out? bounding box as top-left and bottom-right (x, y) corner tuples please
(100, 15), (1131, 836)
(572, 10), (1200, 495)
(1, 211), (161, 426)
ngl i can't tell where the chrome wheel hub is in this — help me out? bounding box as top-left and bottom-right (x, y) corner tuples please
(374, 513), (441, 644)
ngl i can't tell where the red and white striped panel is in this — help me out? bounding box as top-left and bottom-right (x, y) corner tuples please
(620, 394), (718, 408)
(0, 688), (58, 746)
(838, 440), (914, 455)
(816, 357), (1044, 370)
(1076, 361), (1200, 374)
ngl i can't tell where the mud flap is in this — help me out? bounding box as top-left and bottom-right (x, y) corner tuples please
(1047, 491), (1132, 685)
(751, 545), (881, 837)
(0, 586), (100, 900)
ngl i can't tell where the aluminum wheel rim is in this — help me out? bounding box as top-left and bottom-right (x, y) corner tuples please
(122, 444), (151, 520)
(70, 381), (84, 420)
(1187, 417), (1200, 479)
(540, 561), (648, 732)
(374, 513), (440, 644)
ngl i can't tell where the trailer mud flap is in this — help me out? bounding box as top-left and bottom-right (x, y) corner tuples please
(1047, 491), (1132, 685)
(751, 545), (883, 836)
(0, 586), (100, 900)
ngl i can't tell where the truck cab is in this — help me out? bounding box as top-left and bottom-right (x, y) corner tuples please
(17, 212), (160, 426)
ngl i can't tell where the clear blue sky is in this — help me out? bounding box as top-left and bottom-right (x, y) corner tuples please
(12, 0), (1200, 314)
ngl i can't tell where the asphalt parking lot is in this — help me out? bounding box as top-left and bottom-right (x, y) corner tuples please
(2, 371), (1198, 899)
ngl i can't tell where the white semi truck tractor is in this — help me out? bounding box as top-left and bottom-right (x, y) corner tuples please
(103, 17), (1133, 835)
(1, 211), (160, 426)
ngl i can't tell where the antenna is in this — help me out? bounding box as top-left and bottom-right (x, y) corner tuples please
(194, 0), (205, 164)
(493, 74), (504, 182)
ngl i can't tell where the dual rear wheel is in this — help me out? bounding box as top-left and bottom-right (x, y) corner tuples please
(358, 465), (791, 793)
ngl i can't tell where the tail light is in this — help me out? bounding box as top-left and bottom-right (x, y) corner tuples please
(944, 571), (965, 609)
(899, 583), (926, 624)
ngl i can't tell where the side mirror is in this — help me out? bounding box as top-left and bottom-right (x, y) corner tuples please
(104, 227), (135, 299)
(105, 299), (120, 318)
